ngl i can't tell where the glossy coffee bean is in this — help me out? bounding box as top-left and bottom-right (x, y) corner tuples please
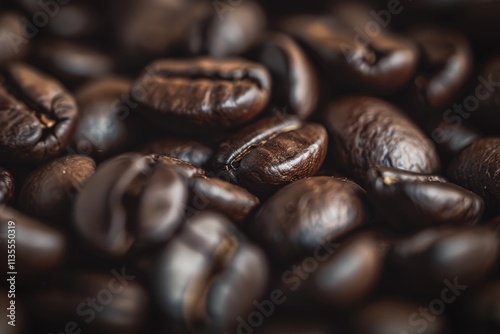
(214, 116), (328, 195)
(0, 206), (68, 278)
(75, 153), (188, 257)
(353, 298), (448, 334)
(0, 12), (28, 65)
(366, 166), (484, 230)
(152, 212), (268, 333)
(30, 272), (149, 334)
(254, 177), (370, 259)
(115, 0), (210, 59)
(132, 58), (271, 133)
(447, 138), (500, 213)
(323, 96), (441, 183)
(409, 25), (473, 109)
(306, 233), (384, 308)
(280, 15), (418, 93)
(259, 32), (319, 120)
(190, 0), (266, 58)
(0, 167), (14, 205)
(427, 118), (480, 156)
(391, 226), (499, 293)
(141, 138), (214, 168)
(188, 176), (259, 222)
(0, 63), (78, 164)
(18, 155), (96, 222)
(33, 40), (113, 87)
(72, 77), (137, 159)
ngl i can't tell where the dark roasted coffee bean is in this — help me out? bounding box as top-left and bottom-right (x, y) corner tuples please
(391, 226), (499, 293)
(254, 176), (370, 259)
(0, 12), (28, 65)
(188, 176), (259, 222)
(141, 138), (214, 168)
(30, 273), (149, 334)
(259, 32), (319, 120)
(366, 166), (483, 230)
(353, 298), (448, 334)
(114, 0), (210, 60)
(152, 212), (268, 333)
(427, 117), (481, 156)
(323, 96), (441, 183)
(280, 15), (418, 93)
(0, 206), (68, 278)
(0, 63), (78, 164)
(152, 155), (205, 179)
(447, 138), (500, 214)
(0, 167), (14, 205)
(214, 116), (327, 195)
(190, 0), (266, 58)
(75, 153), (188, 257)
(33, 40), (113, 87)
(72, 77), (138, 159)
(306, 233), (384, 308)
(132, 58), (271, 133)
(409, 25), (473, 110)
(18, 155), (96, 222)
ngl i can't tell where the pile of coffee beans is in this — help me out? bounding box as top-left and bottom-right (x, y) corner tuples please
(1, 0), (500, 333)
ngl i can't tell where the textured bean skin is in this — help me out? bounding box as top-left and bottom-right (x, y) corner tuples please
(410, 25), (473, 109)
(132, 58), (271, 133)
(30, 273), (150, 334)
(280, 15), (418, 93)
(0, 206), (67, 278)
(391, 226), (499, 293)
(447, 138), (500, 213)
(323, 96), (441, 183)
(0, 167), (14, 205)
(366, 166), (484, 230)
(0, 63), (78, 164)
(215, 116), (328, 195)
(152, 212), (268, 333)
(18, 155), (96, 221)
(259, 32), (319, 120)
(74, 153), (188, 257)
(141, 138), (214, 168)
(254, 177), (370, 259)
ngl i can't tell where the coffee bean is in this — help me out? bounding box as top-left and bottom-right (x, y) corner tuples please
(259, 32), (319, 120)
(0, 206), (68, 278)
(391, 226), (499, 293)
(0, 167), (14, 205)
(140, 138), (214, 168)
(353, 298), (448, 334)
(254, 176), (370, 259)
(323, 96), (441, 183)
(152, 212), (268, 333)
(409, 25), (473, 110)
(306, 233), (384, 308)
(74, 153), (188, 257)
(72, 77), (138, 159)
(447, 138), (500, 214)
(214, 116), (328, 195)
(0, 63), (78, 164)
(132, 58), (271, 133)
(0, 12), (28, 65)
(190, 0), (266, 58)
(18, 155), (96, 222)
(427, 117), (481, 156)
(366, 166), (484, 230)
(30, 272), (149, 334)
(280, 15), (418, 93)
(33, 40), (114, 88)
